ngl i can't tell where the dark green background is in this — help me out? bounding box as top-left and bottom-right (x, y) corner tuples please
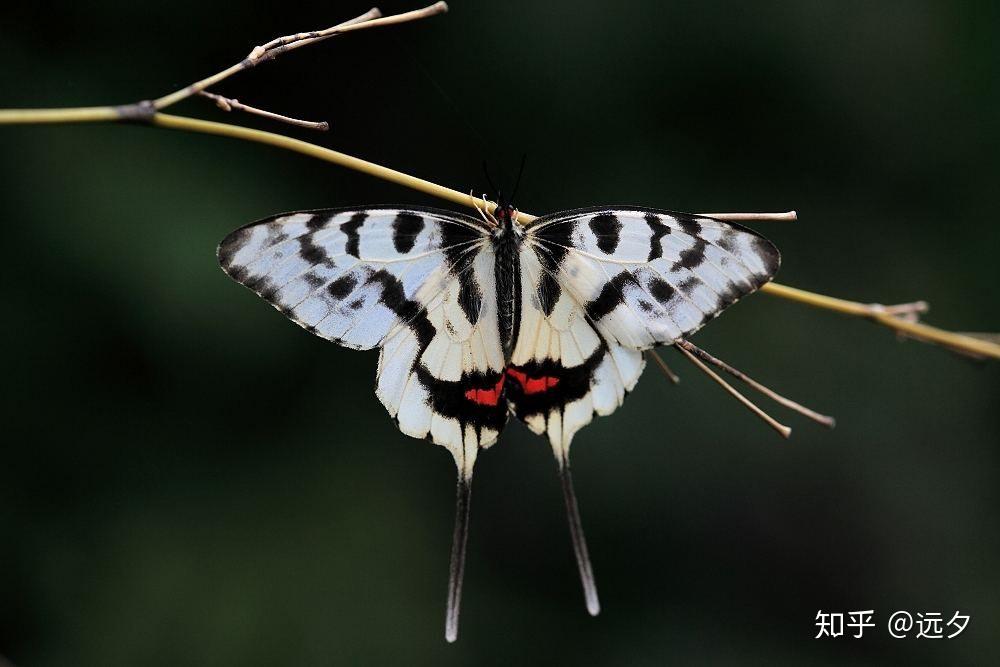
(3, 1), (998, 665)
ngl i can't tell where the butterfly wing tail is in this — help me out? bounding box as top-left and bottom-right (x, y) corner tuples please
(558, 457), (601, 616)
(445, 474), (473, 642)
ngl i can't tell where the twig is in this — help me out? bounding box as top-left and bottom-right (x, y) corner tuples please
(153, 3), (447, 111)
(701, 211), (797, 223)
(0, 6), (996, 362)
(254, 2), (448, 58)
(758, 283), (999, 360)
(675, 344), (792, 438)
(646, 350), (680, 384)
(675, 339), (835, 428)
(198, 91), (329, 131)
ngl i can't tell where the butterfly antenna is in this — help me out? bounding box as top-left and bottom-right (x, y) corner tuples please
(445, 475), (472, 643)
(676, 339), (835, 428)
(559, 457), (601, 616)
(510, 153), (527, 205)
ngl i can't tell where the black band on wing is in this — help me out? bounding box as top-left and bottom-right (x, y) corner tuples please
(505, 345), (606, 422)
(413, 366), (509, 435)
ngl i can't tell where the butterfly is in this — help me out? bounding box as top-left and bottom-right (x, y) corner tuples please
(217, 200), (780, 641)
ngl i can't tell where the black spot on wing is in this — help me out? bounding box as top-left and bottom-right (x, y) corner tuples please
(217, 227), (251, 269)
(679, 276), (701, 292)
(458, 274), (483, 325)
(439, 222), (486, 269)
(243, 273), (279, 303)
(716, 284), (742, 308)
(227, 265), (248, 282)
(717, 229), (739, 254)
(585, 272), (640, 321)
(341, 213), (367, 258)
(533, 221), (574, 269)
(649, 277), (675, 304)
(531, 222), (575, 317)
(537, 270), (562, 317)
(675, 214), (702, 237)
(753, 236), (781, 277)
(303, 272), (325, 288)
(672, 238), (707, 272)
(327, 274), (357, 300)
(645, 213), (670, 261)
(391, 212), (425, 254)
(299, 235), (335, 267)
(589, 213), (622, 254)
(306, 212), (331, 230)
(365, 269), (435, 349)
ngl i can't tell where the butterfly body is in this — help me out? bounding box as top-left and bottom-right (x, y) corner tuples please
(218, 202), (781, 640)
(489, 204), (523, 360)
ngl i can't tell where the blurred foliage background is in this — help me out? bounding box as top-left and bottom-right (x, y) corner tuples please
(2, 1), (998, 665)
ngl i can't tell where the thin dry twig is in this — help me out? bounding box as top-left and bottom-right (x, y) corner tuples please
(646, 350), (680, 384)
(253, 2), (448, 58)
(152, 3), (448, 111)
(675, 344), (792, 439)
(198, 91), (329, 131)
(676, 339), (835, 428)
(702, 211), (797, 223)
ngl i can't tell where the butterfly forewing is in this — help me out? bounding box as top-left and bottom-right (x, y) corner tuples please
(218, 207), (486, 347)
(526, 207), (781, 350)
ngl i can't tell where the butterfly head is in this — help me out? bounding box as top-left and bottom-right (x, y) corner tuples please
(483, 157), (525, 238)
(489, 202), (522, 241)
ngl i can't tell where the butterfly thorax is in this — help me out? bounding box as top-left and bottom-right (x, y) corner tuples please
(491, 205), (523, 361)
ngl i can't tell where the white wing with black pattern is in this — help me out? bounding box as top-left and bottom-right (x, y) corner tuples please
(525, 207), (781, 351)
(218, 207), (506, 471)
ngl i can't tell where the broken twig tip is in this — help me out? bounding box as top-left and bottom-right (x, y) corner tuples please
(647, 350), (680, 385)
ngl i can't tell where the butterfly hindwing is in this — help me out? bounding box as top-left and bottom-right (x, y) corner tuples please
(377, 243), (508, 475)
(507, 243), (645, 460)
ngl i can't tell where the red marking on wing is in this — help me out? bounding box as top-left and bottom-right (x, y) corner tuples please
(463, 375), (506, 406)
(506, 368), (560, 395)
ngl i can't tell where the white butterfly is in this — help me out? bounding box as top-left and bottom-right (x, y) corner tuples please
(218, 202), (780, 641)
